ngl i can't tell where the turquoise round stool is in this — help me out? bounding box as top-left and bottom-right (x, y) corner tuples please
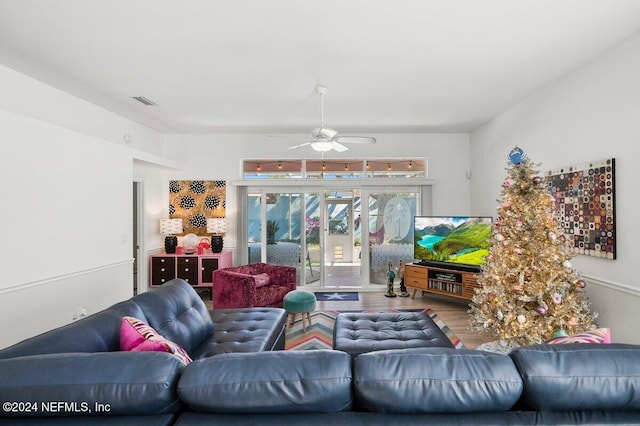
(283, 290), (317, 332)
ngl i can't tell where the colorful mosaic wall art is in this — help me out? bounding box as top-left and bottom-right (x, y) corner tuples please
(169, 180), (226, 235)
(545, 158), (615, 259)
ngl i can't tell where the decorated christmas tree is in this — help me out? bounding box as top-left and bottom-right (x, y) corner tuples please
(469, 147), (597, 346)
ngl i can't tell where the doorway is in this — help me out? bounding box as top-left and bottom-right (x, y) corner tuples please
(243, 184), (423, 289)
(132, 181), (144, 296)
(322, 192), (361, 288)
(325, 198), (354, 264)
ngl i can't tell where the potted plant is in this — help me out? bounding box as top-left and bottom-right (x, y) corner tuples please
(266, 220), (279, 244)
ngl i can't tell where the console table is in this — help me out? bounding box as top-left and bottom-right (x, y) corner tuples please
(149, 251), (232, 294)
(404, 263), (480, 301)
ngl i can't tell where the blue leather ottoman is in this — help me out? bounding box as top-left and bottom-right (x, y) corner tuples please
(333, 310), (454, 357)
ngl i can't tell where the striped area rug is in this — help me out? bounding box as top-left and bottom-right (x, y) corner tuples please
(285, 308), (465, 351)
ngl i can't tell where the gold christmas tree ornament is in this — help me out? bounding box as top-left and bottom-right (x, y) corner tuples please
(469, 147), (598, 346)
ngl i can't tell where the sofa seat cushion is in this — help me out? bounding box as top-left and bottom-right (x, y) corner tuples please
(0, 415), (177, 425)
(510, 343), (640, 411)
(354, 347), (523, 413)
(0, 352), (183, 418)
(174, 411), (640, 426)
(192, 308), (287, 358)
(255, 285), (291, 308)
(178, 350), (352, 413)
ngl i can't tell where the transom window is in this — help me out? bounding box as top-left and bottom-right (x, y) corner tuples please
(243, 158), (426, 179)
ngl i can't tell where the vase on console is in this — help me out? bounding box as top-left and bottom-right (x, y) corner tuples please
(207, 218), (227, 253)
(160, 218), (183, 254)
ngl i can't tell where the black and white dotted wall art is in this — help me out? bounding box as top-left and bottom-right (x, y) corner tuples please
(169, 180), (226, 235)
(545, 158), (615, 259)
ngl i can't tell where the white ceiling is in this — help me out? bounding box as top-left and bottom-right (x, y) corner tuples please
(1, 0), (640, 135)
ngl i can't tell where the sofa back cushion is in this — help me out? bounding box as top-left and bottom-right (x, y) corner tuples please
(178, 350), (352, 413)
(0, 300), (146, 359)
(510, 343), (640, 411)
(0, 351), (183, 417)
(132, 279), (213, 354)
(354, 347), (523, 413)
(222, 263), (265, 276)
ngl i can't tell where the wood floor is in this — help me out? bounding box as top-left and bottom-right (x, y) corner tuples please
(315, 290), (494, 349)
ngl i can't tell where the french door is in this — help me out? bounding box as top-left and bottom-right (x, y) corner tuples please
(243, 184), (423, 289)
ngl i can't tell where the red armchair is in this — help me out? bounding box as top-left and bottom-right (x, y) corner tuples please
(212, 263), (297, 309)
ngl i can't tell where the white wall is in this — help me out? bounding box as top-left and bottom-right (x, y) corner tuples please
(0, 65), (171, 349)
(0, 108), (134, 347)
(0, 65), (165, 157)
(164, 132), (472, 255)
(470, 31), (640, 343)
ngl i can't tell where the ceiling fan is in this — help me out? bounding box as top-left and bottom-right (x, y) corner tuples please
(288, 86), (376, 152)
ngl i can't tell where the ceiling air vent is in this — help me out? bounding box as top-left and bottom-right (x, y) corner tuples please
(132, 96), (157, 106)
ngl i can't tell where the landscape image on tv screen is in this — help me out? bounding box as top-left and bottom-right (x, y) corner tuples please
(414, 216), (492, 267)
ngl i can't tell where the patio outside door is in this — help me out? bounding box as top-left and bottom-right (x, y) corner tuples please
(322, 191), (362, 288)
(324, 198), (353, 264)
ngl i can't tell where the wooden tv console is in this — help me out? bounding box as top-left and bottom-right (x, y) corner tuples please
(404, 263), (480, 301)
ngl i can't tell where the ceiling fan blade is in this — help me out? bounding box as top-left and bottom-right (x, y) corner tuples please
(334, 136), (377, 144)
(332, 142), (349, 152)
(298, 86), (376, 153)
(288, 142), (312, 150)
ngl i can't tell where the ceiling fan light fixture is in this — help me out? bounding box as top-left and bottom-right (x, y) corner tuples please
(287, 86), (376, 153)
(311, 141), (334, 152)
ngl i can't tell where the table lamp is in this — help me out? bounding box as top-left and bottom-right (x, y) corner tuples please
(160, 218), (183, 254)
(207, 218), (227, 253)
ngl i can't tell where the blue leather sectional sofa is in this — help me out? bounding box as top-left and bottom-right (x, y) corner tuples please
(1, 279), (640, 425)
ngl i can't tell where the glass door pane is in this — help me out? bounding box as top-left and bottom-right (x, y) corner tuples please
(246, 191), (303, 283)
(368, 192), (417, 285)
(304, 193), (321, 286)
(247, 192), (262, 263)
(266, 193), (302, 273)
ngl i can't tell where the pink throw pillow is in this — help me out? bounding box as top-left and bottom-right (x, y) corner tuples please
(254, 273), (271, 288)
(120, 316), (192, 365)
(547, 328), (611, 345)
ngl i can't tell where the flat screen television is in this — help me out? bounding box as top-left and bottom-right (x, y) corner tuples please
(413, 216), (493, 272)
